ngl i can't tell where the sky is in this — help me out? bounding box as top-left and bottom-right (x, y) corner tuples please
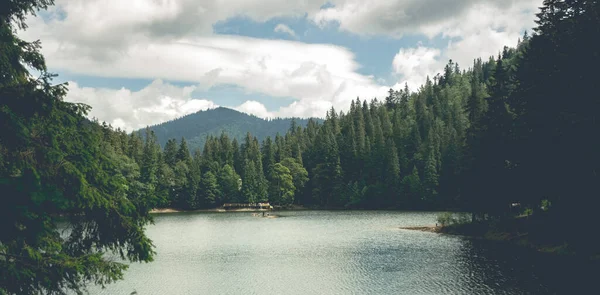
(18, 0), (543, 131)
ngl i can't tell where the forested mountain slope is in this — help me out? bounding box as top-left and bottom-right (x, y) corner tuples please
(139, 107), (319, 151)
(2, 1), (600, 293)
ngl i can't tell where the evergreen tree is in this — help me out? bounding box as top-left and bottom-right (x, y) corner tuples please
(268, 163), (296, 205)
(218, 164), (241, 203)
(280, 157), (308, 200)
(163, 138), (179, 168)
(261, 136), (276, 177)
(198, 171), (219, 207)
(241, 160), (260, 203)
(0, 2), (154, 292)
(401, 166), (422, 208)
(232, 138), (242, 174)
(384, 138), (401, 206)
(423, 150), (439, 204)
(141, 128), (159, 184)
(176, 137), (191, 164)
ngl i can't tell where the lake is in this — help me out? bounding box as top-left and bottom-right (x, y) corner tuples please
(88, 211), (595, 295)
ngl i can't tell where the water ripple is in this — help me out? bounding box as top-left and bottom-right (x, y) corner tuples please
(83, 211), (593, 295)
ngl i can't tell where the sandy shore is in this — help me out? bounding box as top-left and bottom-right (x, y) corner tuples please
(149, 208), (275, 214)
(150, 208), (181, 214)
(399, 226), (442, 233)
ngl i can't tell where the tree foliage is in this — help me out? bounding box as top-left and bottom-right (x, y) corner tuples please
(2, 2), (599, 292)
(0, 1), (155, 293)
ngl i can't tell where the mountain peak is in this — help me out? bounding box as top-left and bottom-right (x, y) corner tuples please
(141, 107), (320, 150)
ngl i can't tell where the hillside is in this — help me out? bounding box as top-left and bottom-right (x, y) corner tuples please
(141, 107), (320, 150)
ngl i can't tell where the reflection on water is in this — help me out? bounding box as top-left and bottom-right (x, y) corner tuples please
(87, 211), (597, 295)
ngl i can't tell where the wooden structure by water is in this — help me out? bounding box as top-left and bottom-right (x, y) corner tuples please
(222, 202), (273, 211)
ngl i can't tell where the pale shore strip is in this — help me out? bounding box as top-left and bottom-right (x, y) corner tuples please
(399, 226), (442, 233)
(149, 208), (272, 214)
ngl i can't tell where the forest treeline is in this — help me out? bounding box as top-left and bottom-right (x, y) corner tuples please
(107, 49), (518, 211)
(1, 0), (599, 293)
(97, 0), (600, 226)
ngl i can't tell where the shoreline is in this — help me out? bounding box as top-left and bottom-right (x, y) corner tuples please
(150, 207), (457, 214)
(150, 208), (274, 214)
(399, 226), (442, 233)
(401, 223), (599, 260)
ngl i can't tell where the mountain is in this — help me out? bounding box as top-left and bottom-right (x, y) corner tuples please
(141, 107), (321, 151)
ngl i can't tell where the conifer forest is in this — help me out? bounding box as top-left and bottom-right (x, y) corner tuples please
(1, 0), (599, 294)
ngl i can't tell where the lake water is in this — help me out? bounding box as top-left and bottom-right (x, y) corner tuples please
(88, 211), (595, 295)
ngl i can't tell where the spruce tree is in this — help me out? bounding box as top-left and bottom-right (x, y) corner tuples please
(0, 2), (155, 292)
(176, 137), (191, 164)
(163, 138), (179, 168)
(199, 171), (219, 207)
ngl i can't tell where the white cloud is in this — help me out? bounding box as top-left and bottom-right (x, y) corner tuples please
(23, 16), (386, 119)
(65, 79), (217, 131)
(388, 1), (541, 91)
(274, 24), (297, 38)
(43, 0), (325, 46)
(313, 0), (541, 38)
(392, 46), (441, 90)
(17, 0), (544, 129)
(234, 101), (274, 119)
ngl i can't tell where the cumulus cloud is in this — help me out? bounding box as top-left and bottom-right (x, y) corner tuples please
(18, 0), (543, 128)
(388, 0), (541, 91)
(392, 46), (441, 90)
(313, 0), (541, 38)
(65, 79), (217, 131)
(234, 101), (274, 119)
(41, 0), (324, 50)
(24, 18), (387, 119)
(274, 24), (297, 38)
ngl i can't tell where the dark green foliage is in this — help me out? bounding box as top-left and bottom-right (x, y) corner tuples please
(217, 164), (241, 203)
(280, 157), (308, 199)
(268, 163), (295, 205)
(507, 0), (600, 251)
(3, 3), (599, 293)
(241, 160), (263, 203)
(137, 5), (600, 256)
(163, 138), (178, 168)
(0, 1), (156, 293)
(401, 167), (422, 207)
(198, 171), (219, 207)
(176, 137), (191, 164)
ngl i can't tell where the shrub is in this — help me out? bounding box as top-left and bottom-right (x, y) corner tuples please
(437, 212), (470, 227)
(437, 212), (453, 226)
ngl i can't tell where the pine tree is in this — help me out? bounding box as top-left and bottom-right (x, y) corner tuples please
(363, 100), (374, 141)
(385, 88), (397, 109)
(218, 164), (241, 203)
(261, 136), (276, 177)
(163, 138), (179, 168)
(241, 160), (259, 203)
(199, 171), (219, 207)
(141, 128), (159, 184)
(401, 166), (422, 208)
(384, 138), (401, 206)
(232, 138), (242, 174)
(176, 137), (191, 164)
(218, 132), (234, 167)
(128, 133), (144, 163)
(423, 150), (439, 204)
